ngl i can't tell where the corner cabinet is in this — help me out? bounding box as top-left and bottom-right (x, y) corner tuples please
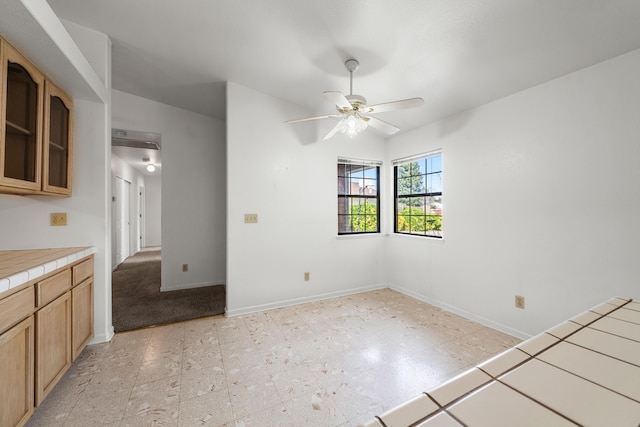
(0, 38), (73, 196)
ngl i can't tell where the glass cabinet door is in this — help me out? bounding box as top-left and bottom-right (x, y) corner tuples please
(43, 81), (72, 195)
(0, 41), (44, 192)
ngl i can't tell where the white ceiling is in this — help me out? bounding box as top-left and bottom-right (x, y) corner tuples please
(46, 0), (640, 136)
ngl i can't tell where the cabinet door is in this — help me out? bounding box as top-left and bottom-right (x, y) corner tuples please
(0, 316), (34, 427)
(0, 40), (44, 193)
(35, 291), (71, 405)
(42, 80), (73, 195)
(72, 278), (93, 360)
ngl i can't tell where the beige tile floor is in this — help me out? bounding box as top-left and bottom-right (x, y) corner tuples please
(26, 289), (520, 427)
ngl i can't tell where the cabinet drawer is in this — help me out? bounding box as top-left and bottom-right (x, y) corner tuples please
(37, 269), (71, 307)
(0, 286), (35, 334)
(72, 257), (93, 286)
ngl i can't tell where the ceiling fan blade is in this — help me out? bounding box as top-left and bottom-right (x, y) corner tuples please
(323, 120), (343, 140)
(324, 91), (353, 110)
(285, 114), (339, 124)
(364, 116), (400, 135)
(364, 97), (424, 114)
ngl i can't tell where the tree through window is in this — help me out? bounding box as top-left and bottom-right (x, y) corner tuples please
(394, 151), (442, 238)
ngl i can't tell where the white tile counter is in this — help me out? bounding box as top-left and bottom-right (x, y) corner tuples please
(361, 297), (640, 427)
(0, 247), (95, 294)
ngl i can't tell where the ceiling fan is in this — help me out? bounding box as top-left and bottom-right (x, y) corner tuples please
(285, 58), (424, 140)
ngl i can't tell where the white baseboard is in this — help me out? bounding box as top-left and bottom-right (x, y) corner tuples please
(388, 283), (531, 340)
(89, 325), (115, 344)
(160, 280), (226, 292)
(225, 283), (387, 317)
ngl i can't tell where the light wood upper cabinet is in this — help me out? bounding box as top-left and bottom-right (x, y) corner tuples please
(0, 40), (44, 193)
(43, 80), (73, 195)
(0, 38), (73, 196)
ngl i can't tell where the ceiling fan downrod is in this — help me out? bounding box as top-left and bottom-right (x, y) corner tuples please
(345, 58), (359, 96)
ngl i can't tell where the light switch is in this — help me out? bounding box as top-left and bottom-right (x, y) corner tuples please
(244, 213), (258, 223)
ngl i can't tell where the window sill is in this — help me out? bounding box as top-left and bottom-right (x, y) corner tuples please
(388, 233), (445, 243)
(336, 233), (383, 240)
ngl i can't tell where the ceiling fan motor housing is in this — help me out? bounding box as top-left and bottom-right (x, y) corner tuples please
(343, 94), (367, 113)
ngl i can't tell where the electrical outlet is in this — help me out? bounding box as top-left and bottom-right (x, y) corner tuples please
(304, 272), (310, 281)
(182, 264), (188, 272)
(515, 295), (525, 309)
(244, 213), (258, 224)
(50, 212), (67, 226)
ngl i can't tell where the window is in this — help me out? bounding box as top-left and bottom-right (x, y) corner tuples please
(337, 158), (381, 234)
(394, 151), (442, 238)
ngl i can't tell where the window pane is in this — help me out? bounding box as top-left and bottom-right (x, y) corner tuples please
(397, 177), (411, 195)
(350, 215), (365, 232)
(337, 164), (347, 177)
(427, 172), (442, 193)
(365, 215), (378, 232)
(428, 155), (442, 173)
(346, 164), (364, 178)
(338, 215), (351, 233)
(426, 214), (442, 232)
(365, 199), (378, 216)
(363, 178), (377, 195)
(410, 214), (426, 233)
(411, 175), (426, 194)
(417, 159), (427, 175)
(363, 166), (377, 179)
(397, 212), (408, 232)
(348, 178), (362, 195)
(337, 197), (349, 215)
(338, 176), (348, 194)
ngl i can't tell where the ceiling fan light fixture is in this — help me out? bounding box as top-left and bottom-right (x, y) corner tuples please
(338, 115), (368, 138)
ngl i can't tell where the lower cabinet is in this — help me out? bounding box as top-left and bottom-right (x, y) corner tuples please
(0, 316), (35, 427)
(35, 291), (72, 405)
(72, 278), (93, 360)
(0, 252), (93, 426)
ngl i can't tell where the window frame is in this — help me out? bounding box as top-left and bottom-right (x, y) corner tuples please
(393, 150), (442, 238)
(337, 158), (381, 235)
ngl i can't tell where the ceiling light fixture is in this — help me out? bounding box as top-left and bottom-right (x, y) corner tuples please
(143, 157), (156, 172)
(338, 114), (368, 138)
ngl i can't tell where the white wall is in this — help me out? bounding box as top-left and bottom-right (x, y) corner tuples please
(386, 48), (640, 338)
(226, 83), (388, 315)
(111, 90), (226, 291)
(144, 175), (162, 247)
(0, 12), (113, 343)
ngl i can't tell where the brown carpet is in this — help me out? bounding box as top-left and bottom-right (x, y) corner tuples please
(112, 249), (225, 332)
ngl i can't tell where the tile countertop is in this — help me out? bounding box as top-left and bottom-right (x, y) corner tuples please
(362, 297), (640, 427)
(0, 247), (96, 295)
